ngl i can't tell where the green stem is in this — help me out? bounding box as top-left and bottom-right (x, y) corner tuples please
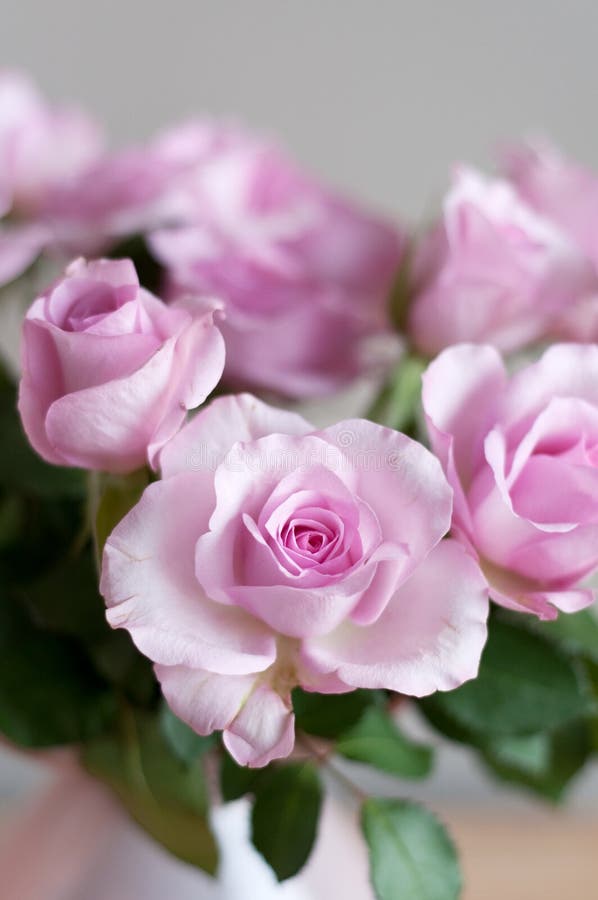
(298, 733), (368, 803)
(86, 470), (102, 573)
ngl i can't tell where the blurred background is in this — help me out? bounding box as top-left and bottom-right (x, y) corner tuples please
(1, 2), (598, 897)
(2, 0), (598, 221)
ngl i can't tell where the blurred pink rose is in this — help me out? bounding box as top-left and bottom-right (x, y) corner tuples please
(149, 126), (404, 396)
(0, 71), (102, 217)
(408, 167), (595, 355)
(18, 257), (224, 473)
(503, 139), (598, 340)
(101, 393), (489, 767)
(0, 71), (103, 287)
(422, 342), (598, 619)
(41, 120), (244, 257)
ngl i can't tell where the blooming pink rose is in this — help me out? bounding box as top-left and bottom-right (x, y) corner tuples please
(149, 125), (404, 396)
(18, 257), (225, 473)
(422, 342), (598, 620)
(502, 139), (598, 340)
(101, 394), (489, 767)
(408, 167), (595, 355)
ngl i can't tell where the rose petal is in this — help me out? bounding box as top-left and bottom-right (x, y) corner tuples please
(159, 392), (313, 479)
(155, 664), (255, 734)
(101, 472), (276, 674)
(223, 685), (295, 768)
(302, 540), (489, 696)
(321, 419), (453, 621)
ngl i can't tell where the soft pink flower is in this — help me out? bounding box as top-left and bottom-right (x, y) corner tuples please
(422, 342), (598, 619)
(503, 139), (598, 340)
(18, 257), (225, 473)
(408, 167), (595, 355)
(0, 71), (103, 286)
(41, 121), (244, 258)
(149, 125), (404, 396)
(0, 71), (102, 217)
(101, 394), (489, 766)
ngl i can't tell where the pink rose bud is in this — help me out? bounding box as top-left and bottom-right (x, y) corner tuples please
(100, 394), (489, 767)
(503, 139), (598, 340)
(149, 124), (404, 396)
(422, 342), (598, 620)
(18, 257), (225, 473)
(408, 167), (595, 355)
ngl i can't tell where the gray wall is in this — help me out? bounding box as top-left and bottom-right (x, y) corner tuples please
(2, 0), (597, 221)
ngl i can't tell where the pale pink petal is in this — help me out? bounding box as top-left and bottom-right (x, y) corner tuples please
(480, 561), (595, 619)
(159, 392), (313, 478)
(469, 464), (598, 589)
(100, 472), (276, 674)
(321, 419), (453, 621)
(44, 337), (182, 471)
(194, 434), (348, 602)
(155, 664), (256, 734)
(222, 546), (395, 639)
(422, 343), (507, 489)
(223, 685), (295, 768)
(422, 343), (507, 537)
(302, 540), (489, 696)
(501, 343), (598, 440)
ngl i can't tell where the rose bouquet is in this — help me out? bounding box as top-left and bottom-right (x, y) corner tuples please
(2, 71), (598, 899)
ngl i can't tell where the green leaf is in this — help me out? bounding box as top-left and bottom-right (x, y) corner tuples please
(95, 469), (150, 556)
(135, 712), (209, 814)
(480, 722), (591, 802)
(23, 548), (107, 641)
(535, 609), (598, 665)
(160, 702), (216, 765)
(0, 493), (25, 549)
(292, 687), (378, 739)
(361, 798), (461, 900)
(83, 709), (218, 875)
(89, 629), (157, 706)
(337, 707), (433, 779)
(0, 595), (115, 747)
(420, 686), (591, 802)
(0, 493), (86, 586)
(251, 762), (322, 881)
(220, 750), (266, 802)
(366, 353), (426, 434)
(427, 620), (591, 737)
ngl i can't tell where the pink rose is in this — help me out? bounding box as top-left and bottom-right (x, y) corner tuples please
(18, 257), (225, 473)
(149, 125), (404, 396)
(101, 394), (489, 767)
(422, 342), (598, 620)
(40, 121), (241, 257)
(0, 71), (103, 286)
(41, 147), (186, 257)
(503, 139), (598, 340)
(408, 167), (595, 355)
(0, 71), (102, 217)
